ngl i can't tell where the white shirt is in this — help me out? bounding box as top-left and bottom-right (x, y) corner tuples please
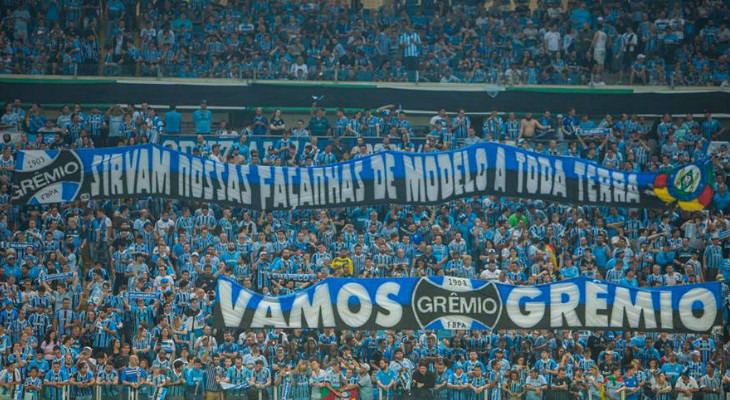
(153, 274), (174, 290)
(545, 31), (561, 52)
(504, 68), (521, 84)
(155, 218), (175, 237)
(290, 63), (308, 76)
(547, 7), (562, 19)
(430, 115), (448, 127)
(480, 268), (501, 281)
(389, 358), (414, 375)
(594, 30), (607, 50)
(675, 377), (698, 400)
(292, 127), (309, 137)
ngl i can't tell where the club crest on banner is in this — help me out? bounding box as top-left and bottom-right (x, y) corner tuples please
(12, 150), (85, 204)
(412, 276), (502, 330)
(8, 143), (717, 212)
(653, 160), (713, 211)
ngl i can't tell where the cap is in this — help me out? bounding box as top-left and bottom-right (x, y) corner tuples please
(557, 114), (564, 118)
(637, 54), (646, 59)
(191, 252), (199, 257)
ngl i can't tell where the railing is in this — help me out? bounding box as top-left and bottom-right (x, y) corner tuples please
(51, 60), (700, 87)
(8, 383), (312, 400)
(5, 374), (730, 400)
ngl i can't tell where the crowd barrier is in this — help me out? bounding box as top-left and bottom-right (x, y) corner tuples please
(5, 76), (728, 116)
(6, 382), (728, 400)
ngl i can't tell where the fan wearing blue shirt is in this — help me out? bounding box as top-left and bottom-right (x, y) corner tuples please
(186, 358), (207, 394)
(192, 101), (212, 134)
(252, 107), (268, 136)
(660, 353), (684, 386)
(220, 243), (241, 270)
(638, 338), (660, 368)
(655, 244), (676, 267)
(44, 361), (69, 400)
(622, 365), (642, 400)
(120, 355), (147, 394)
(464, 351), (485, 377)
(375, 359), (398, 398)
(164, 105), (181, 134)
(560, 260), (579, 279)
(534, 351), (558, 386)
(619, 269), (639, 287)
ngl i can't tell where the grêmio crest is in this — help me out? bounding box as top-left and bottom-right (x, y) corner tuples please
(12, 150), (84, 204)
(411, 277), (502, 330)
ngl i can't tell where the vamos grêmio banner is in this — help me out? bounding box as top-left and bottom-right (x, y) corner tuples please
(11, 143), (714, 210)
(215, 276), (722, 333)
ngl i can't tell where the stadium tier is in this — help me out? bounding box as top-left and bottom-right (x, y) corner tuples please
(1, 1), (730, 400)
(0, 0), (728, 86)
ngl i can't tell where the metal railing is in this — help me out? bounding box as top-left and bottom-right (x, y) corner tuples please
(49, 61), (659, 87)
(4, 377), (730, 400)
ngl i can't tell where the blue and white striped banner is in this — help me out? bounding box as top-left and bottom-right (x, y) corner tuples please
(220, 382), (251, 391)
(266, 272), (317, 282)
(41, 272), (75, 282)
(125, 291), (160, 300)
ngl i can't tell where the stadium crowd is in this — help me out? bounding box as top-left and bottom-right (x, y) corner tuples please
(0, 97), (729, 400)
(1, 0), (729, 85)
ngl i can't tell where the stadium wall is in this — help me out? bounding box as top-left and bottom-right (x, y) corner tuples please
(1, 76), (729, 115)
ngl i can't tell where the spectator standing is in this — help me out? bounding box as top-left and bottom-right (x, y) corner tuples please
(192, 101), (212, 134)
(592, 20), (608, 75)
(308, 108), (330, 137)
(544, 25), (561, 60)
(399, 25), (421, 72)
(165, 105), (181, 134)
(675, 373), (698, 400)
(252, 108), (269, 136)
